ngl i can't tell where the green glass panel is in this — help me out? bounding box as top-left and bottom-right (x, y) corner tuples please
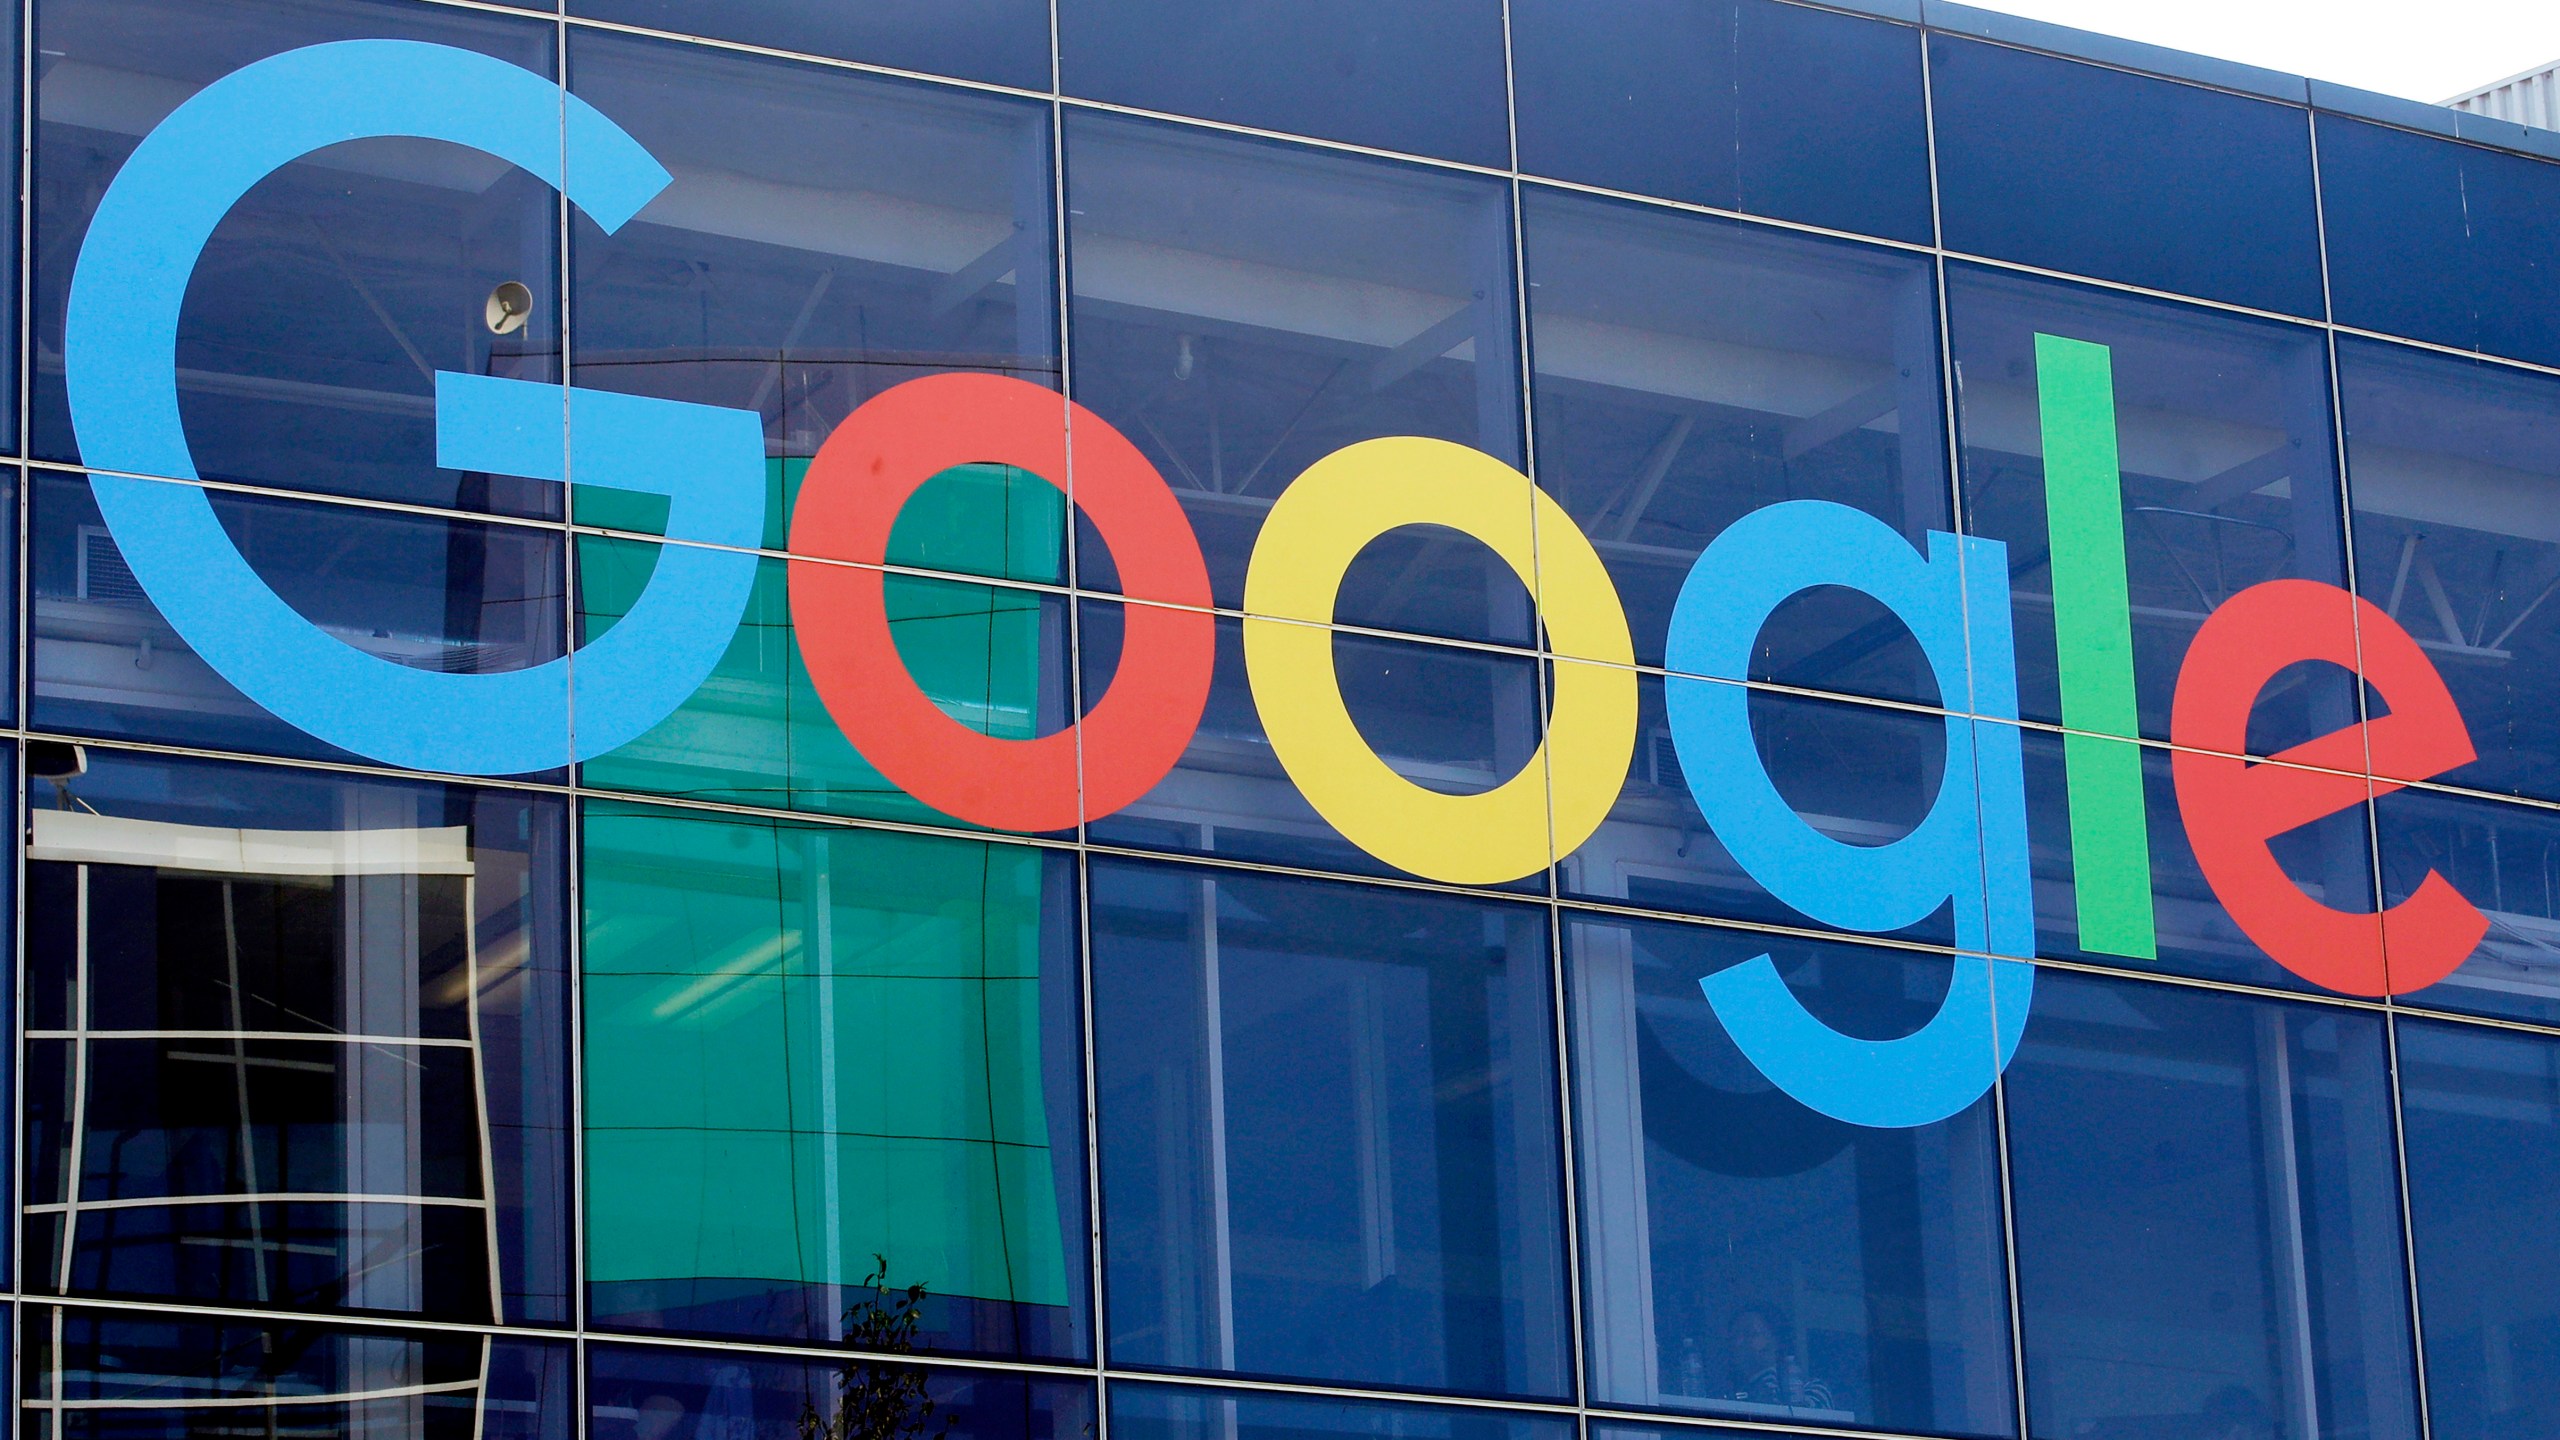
(575, 536), (1060, 822)
(581, 800), (1070, 1308)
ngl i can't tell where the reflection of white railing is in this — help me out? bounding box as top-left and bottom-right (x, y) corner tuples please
(27, 809), (503, 1323)
(28, 1312), (494, 1440)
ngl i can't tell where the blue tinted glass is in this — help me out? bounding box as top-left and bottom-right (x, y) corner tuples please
(2378, 786), (2560, 1023)
(587, 1340), (1093, 1440)
(1109, 1378), (1575, 1440)
(20, 749), (572, 1324)
(2320, 118), (2560, 369)
(1057, 0), (1506, 167)
(1064, 114), (1529, 641)
(1930, 36), (2323, 317)
(1562, 674), (1961, 949)
(1950, 265), (2352, 747)
(1524, 186), (1949, 692)
(2399, 1018), (2560, 1440)
(2017, 728), (2374, 993)
(1091, 860), (1572, 1398)
(0, 12), (18, 456)
(563, 0), (1049, 91)
(29, 472), (569, 774)
(579, 801), (1090, 1357)
(0, 470), (18, 726)
(33, 0), (563, 515)
(24, 1309), (573, 1440)
(1594, 1423), (1832, 1440)
(2339, 336), (2560, 801)
(1512, 0), (1929, 242)
(1084, 606), (1548, 893)
(567, 32), (1059, 556)
(1565, 915), (2015, 1435)
(2006, 973), (2421, 1440)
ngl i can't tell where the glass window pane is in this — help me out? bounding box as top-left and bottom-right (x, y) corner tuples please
(1111, 1381), (1574, 1440)
(580, 801), (1090, 1359)
(1950, 265), (2351, 747)
(1524, 186), (1949, 692)
(22, 1307), (572, 1440)
(1057, 0), (1507, 168)
(30, 472), (569, 774)
(0, 9), (18, 456)
(563, 0), (1052, 92)
(588, 1341), (1093, 1440)
(34, 0), (563, 514)
(1512, 0), (1930, 242)
(2321, 118), (2560, 371)
(0, 470), (19, 726)
(1561, 674), (1967, 950)
(1064, 113), (1528, 642)
(567, 32), (1060, 560)
(21, 750), (571, 1325)
(2380, 786), (2560, 1022)
(2399, 1018), (2560, 1440)
(1091, 860), (1572, 1398)
(578, 541), (1078, 837)
(1594, 1421), (1836, 1440)
(2339, 336), (2560, 801)
(1565, 914), (2015, 1435)
(2005, 973), (2421, 1440)
(1084, 605), (1548, 892)
(1930, 36), (2323, 318)
(2017, 728), (2375, 994)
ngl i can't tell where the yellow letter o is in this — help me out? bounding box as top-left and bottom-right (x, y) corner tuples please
(1242, 436), (1636, 885)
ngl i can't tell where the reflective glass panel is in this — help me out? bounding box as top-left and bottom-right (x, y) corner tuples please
(1566, 914), (2015, 1435)
(578, 540), (1076, 837)
(1090, 860), (1572, 1398)
(580, 801), (1089, 1359)
(33, 0), (563, 514)
(1111, 1382), (1574, 1440)
(588, 1342), (1093, 1440)
(22, 1308), (572, 1440)
(2380, 785), (2560, 1023)
(0, 471), (20, 726)
(562, 0), (1051, 91)
(1064, 113), (1528, 640)
(1083, 606), (1548, 892)
(1511, 0), (1931, 243)
(567, 31), (1059, 557)
(2017, 728), (2375, 993)
(2320, 118), (2560, 371)
(2005, 973), (2421, 1440)
(0, 9), (18, 454)
(1057, 0), (1507, 167)
(1930, 35), (2323, 317)
(30, 472), (569, 775)
(1561, 675), (1966, 949)
(2339, 336), (2560, 801)
(2399, 1018), (2560, 1440)
(1524, 187), (1949, 690)
(1950, 265), (2351, 747)
(21, 749), (572, 1325)
(1593, 1422), (1830, 1440)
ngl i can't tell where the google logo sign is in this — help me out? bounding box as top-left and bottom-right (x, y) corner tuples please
(63, 40), (2494, 1132)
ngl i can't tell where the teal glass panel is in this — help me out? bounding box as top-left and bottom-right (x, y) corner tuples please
(581, 800), (1088, 1357)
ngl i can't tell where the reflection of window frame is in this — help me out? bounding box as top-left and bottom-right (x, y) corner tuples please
(27, 808), (502, 1323)
(24, 1313), (500, 1440)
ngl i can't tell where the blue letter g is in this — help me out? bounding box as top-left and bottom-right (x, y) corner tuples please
(64, 40), (762, 775)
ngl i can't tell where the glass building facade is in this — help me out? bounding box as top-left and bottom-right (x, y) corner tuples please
(8, 3), (2560, 1440)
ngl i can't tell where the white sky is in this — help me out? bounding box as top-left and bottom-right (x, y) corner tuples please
(1955, 0), (2560, 102)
